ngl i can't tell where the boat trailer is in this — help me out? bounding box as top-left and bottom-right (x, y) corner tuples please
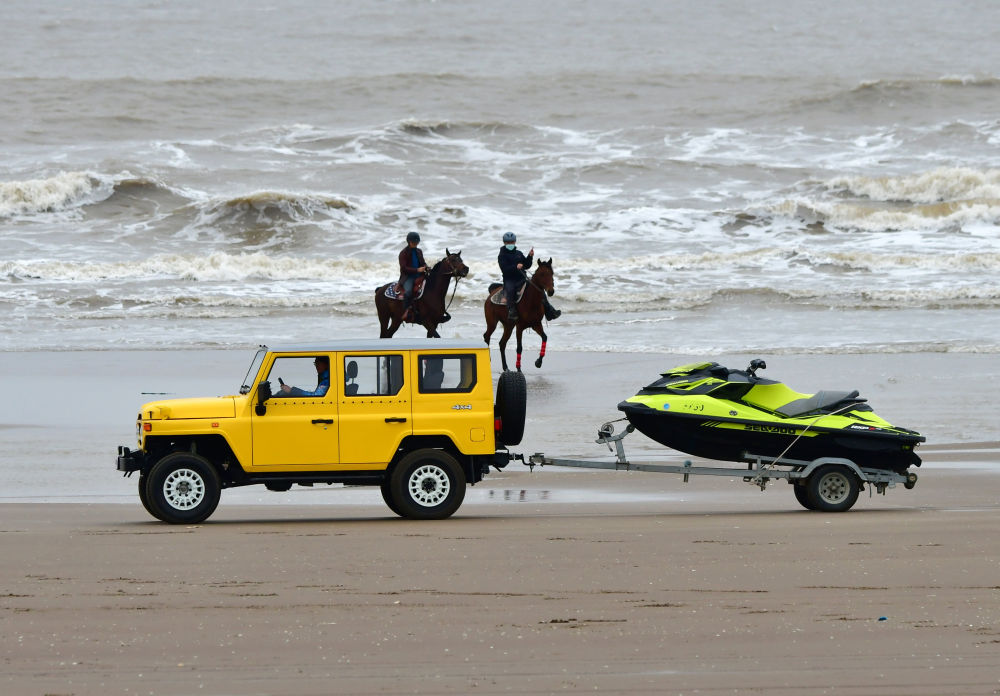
(524, 421), (919, 512)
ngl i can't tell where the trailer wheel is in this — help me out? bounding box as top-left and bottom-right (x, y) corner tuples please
(495, 370), (527, 446)
(793, 482), (815, 510)
(145, 452), (222, 524)
(388, 449), (466, 520)
(805, 465), (859, 512)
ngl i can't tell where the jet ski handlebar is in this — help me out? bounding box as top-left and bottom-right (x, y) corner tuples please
(747, 359), (767, 378)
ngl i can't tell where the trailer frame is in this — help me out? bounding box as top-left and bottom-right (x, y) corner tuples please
(525, 421), (919, 512)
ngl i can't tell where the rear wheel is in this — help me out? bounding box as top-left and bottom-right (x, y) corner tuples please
(145, 452), (222, 524)
(381, 481), (403, 517)
(805, 465), (860, 512)
(388, 449), (466, 520)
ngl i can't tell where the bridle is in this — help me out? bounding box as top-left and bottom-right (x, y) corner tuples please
(436, 252), (467, 312)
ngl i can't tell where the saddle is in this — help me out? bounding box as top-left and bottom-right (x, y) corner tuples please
(487, 282), (525, 306)
(385, 276), (426, 301)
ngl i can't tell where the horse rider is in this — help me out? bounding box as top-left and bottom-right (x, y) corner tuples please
(498, 232), (561, 322)
(399, 231), (427, 318)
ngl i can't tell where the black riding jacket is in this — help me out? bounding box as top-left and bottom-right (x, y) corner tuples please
(498, 246), (533, 282)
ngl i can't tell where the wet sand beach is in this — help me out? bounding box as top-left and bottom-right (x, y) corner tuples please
(1, 348), (999, 694)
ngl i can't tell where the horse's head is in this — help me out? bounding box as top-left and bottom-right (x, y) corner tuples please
(532, 258), (555, 296)
(442, 248), (469, 279)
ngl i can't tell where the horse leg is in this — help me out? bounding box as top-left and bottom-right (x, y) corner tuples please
(515, 324), (525, 372)
(384, 314), (403, 338)
(498, 322), (514, 371)
(533, 324), (548, 368)
(483, 303), (498, 345)
(376, 294), (392, 338)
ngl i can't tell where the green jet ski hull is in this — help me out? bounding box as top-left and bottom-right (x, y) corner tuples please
(618, 360), (924, 474)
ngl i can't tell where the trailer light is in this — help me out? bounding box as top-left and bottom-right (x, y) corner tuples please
(494, 417), (501, 432)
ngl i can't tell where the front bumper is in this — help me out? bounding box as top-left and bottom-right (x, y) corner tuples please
(117, 446), (145, 473)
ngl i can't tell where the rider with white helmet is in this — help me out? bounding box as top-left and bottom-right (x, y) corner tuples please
(497, 232), (560, 322)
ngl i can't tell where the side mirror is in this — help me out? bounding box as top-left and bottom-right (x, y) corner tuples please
(255, 380), (272, 416)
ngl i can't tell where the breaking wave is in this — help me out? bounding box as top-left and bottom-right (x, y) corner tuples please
(0, 171), (111, 217)
(826, 167), (1000, 204)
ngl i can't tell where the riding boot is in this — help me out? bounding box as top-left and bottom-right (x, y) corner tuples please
(507, 305), (518, 322)
(402, 296), (413, 321)
(542, 296), (561, 320)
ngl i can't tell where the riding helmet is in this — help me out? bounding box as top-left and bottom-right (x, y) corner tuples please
(406, 232), (420, 243)
(502, 232), (516, 244)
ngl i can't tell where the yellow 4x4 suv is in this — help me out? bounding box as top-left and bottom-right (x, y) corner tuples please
(116, 340), (526, 523)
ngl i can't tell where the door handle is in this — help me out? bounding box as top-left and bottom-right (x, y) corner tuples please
(384, 417), (407, 423)
(311, 418), (334, 424)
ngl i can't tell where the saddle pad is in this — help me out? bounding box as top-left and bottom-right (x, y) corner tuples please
(488, 284), (526, 306)
(385, 281), (426, 301)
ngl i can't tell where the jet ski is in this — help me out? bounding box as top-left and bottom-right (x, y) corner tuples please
(617, 359), (923, 473)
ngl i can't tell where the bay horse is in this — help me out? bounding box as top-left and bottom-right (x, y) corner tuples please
(376, 249), (469, 338)
(483, 258), (555, 371)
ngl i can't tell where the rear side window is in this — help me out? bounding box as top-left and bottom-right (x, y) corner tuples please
(418, 354), (477, 393)
(344, 355), (404, 396)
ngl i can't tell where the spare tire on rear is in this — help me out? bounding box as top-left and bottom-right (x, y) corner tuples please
(495, 370), (527, 446)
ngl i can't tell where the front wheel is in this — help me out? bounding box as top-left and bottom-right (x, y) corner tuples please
(145, 452), (222, 524)
(137, 472), (165, 521)
(805, 465), (860, 512)
(388, 449), (466, 520)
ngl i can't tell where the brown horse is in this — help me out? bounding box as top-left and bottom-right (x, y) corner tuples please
(376, 249), (469, 338)
(483, 258), (555, 371)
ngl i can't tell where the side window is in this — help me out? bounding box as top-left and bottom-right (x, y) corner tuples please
(266, 356), (331, 398)
(344, 355), (404, 396)
(419, 354), (477, 393)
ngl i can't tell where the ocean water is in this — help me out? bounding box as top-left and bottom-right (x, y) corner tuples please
(3, 0), (1000, 355)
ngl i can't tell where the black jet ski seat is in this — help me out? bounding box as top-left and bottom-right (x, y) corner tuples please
(774, 390), (864, 418)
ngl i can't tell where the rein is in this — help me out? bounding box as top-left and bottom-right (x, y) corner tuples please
(435, 255), (464, 313)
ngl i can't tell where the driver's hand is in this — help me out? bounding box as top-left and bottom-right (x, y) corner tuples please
(419, 266), (427, 273)
(528, 248), (534, 256)
(516, 263), (523, 269)
(280, 384), (292, 394)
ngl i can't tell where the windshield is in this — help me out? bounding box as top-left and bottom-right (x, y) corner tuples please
(239, 346), (268, 394)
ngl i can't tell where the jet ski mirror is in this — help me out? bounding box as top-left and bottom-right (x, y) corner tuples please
(747, 359), (767, 378)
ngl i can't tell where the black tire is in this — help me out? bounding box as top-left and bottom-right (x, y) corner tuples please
(137, 472), (166, 521)
(388, 449), (466, 520)
(495, 369), (527, 446)
(792, 482), (815, 510)
(145, 452), (222, 524)
(805, 465), (860, 512)
(381, 481), (403, 517)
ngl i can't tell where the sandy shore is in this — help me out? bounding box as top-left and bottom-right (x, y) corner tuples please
(3, 483), (1000, 695)
(2, 348), (1000, 694)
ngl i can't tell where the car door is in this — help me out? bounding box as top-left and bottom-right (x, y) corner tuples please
(337, 352), (412, 466)
(250, 353), (340, 468)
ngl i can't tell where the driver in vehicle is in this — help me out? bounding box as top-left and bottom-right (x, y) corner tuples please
(278, 356), (330, 397)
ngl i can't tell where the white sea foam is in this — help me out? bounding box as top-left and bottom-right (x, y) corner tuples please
(827, 167), (1000, 204)
(0, 171), (111, 217)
